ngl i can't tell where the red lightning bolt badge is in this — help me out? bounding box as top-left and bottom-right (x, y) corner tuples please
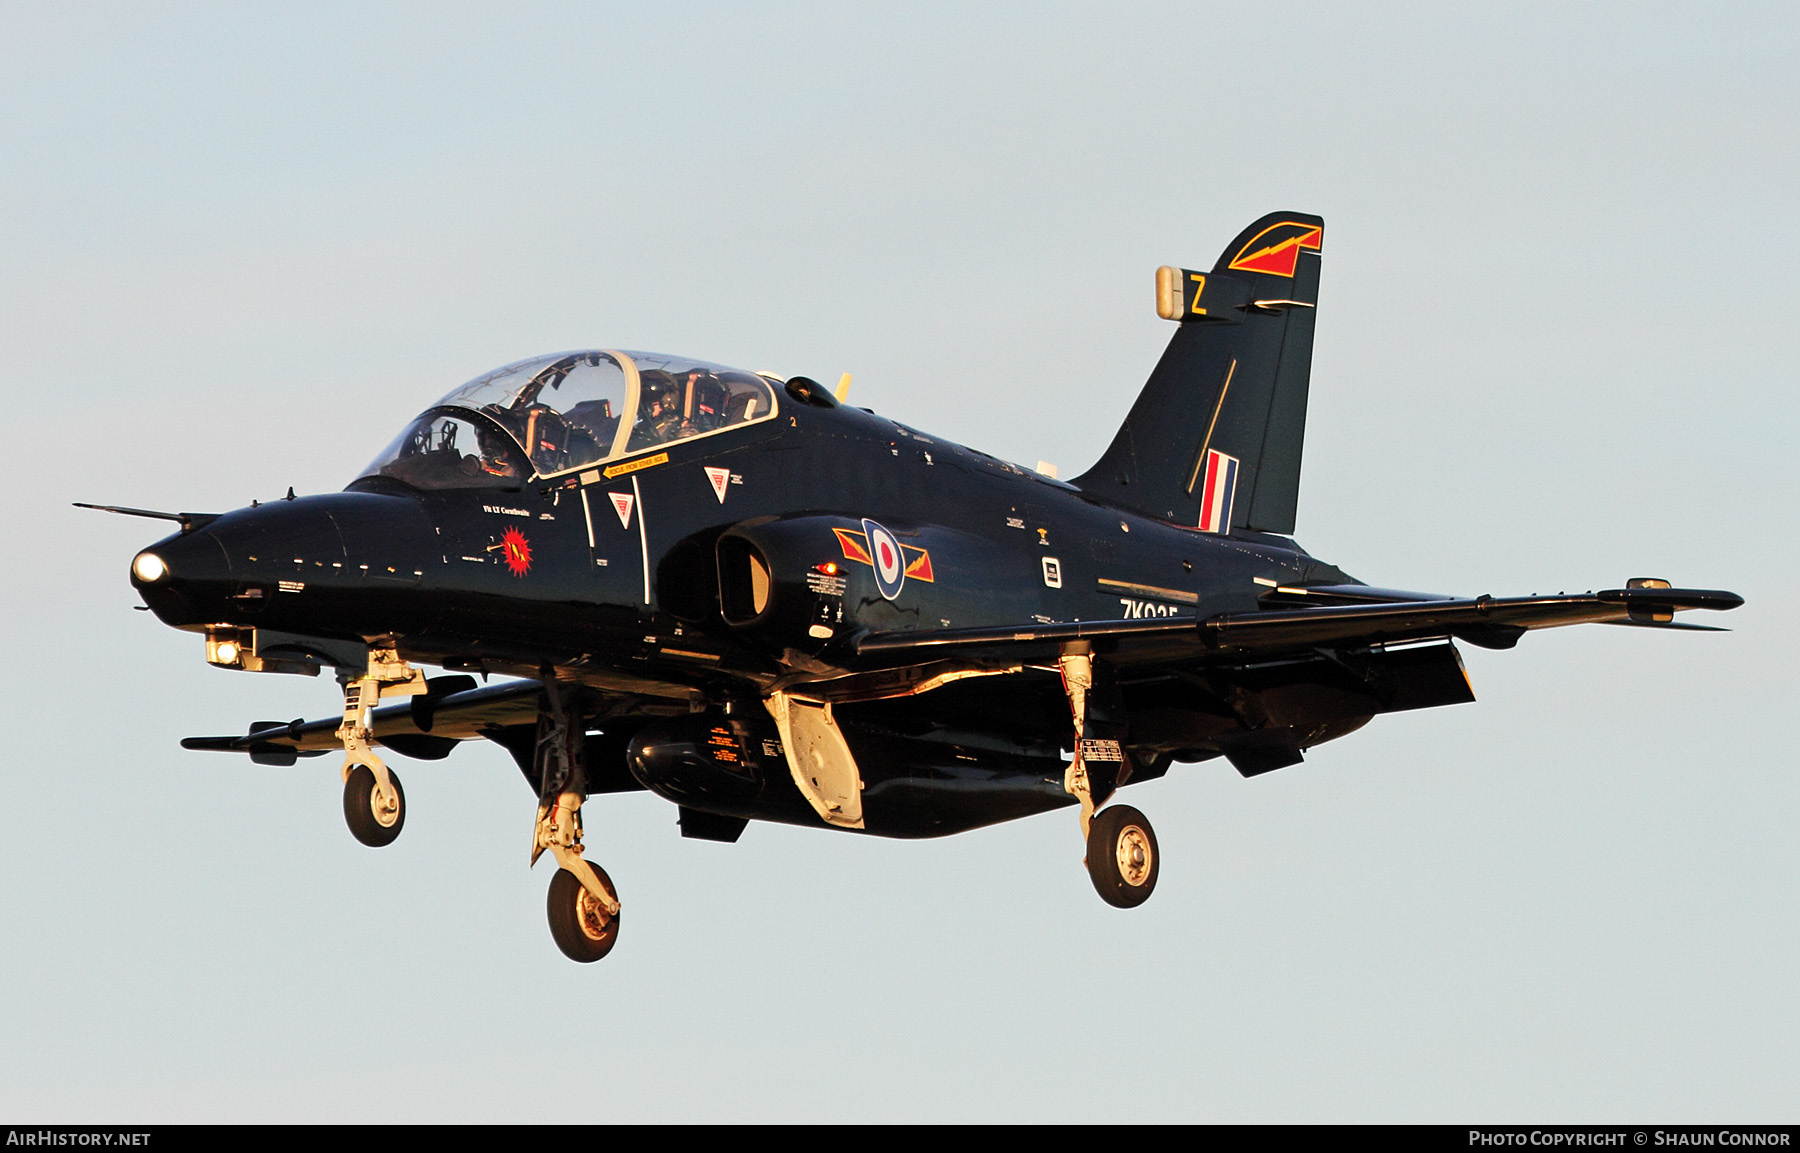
(501, 526), (532, 577)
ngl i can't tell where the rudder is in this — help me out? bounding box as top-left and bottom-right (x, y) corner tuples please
(1073, 212), (1324, 535)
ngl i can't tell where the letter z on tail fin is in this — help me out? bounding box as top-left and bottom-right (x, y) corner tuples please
(1073, 212), (1324, 535)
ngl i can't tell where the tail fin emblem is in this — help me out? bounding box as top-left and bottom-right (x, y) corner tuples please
(1227, 222), (1323, 278)
(1198, 450), (1239, 534)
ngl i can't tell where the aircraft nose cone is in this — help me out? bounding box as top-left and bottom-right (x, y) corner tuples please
(133, 492), (439, 636)
(132, 526), (233, 627)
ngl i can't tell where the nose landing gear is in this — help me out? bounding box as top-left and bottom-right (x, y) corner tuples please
(335, 646), (426, 848)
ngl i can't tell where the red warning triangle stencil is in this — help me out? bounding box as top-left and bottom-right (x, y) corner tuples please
(609, 492), (634, 528)
(704, 466), (730, 504)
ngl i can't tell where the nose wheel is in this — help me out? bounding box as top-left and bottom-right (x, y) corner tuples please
(1086, 804), (1159, 908)
(547, 862), (620, 962)
(333, 647), (426, 848)
(343, 764), (405, 847)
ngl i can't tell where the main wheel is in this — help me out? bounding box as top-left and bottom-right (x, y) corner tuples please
(343, 764), (405, 847)
(1086, 804), (1159, 908)
(547, 863), (620, 963)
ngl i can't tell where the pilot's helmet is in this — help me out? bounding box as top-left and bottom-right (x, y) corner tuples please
(474, 424), (518, 476)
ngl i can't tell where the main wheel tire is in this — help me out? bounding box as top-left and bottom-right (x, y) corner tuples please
(1086, 804), (1159, 908)
(547, 864), (620, 963)
(343, 764), (405, 847)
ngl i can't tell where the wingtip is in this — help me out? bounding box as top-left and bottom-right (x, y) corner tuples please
(1600, 587), (1744, 612)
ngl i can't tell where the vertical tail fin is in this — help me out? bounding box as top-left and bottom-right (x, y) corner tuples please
(1073, 212), (1324, 535)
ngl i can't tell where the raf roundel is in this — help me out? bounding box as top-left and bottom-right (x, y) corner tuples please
(862, 518), (906, 601)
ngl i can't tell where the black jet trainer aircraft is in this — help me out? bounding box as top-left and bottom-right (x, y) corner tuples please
(93, 212), (1741, 962)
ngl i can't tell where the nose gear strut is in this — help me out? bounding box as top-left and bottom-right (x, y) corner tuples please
(335, 645), (427, 847)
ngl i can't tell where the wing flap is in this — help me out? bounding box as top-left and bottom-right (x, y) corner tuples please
(853, 616), (1202, 668)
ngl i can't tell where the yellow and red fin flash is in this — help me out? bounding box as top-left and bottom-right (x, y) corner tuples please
(1227, 221), (1323, 277)
(501, 526), (532, 577)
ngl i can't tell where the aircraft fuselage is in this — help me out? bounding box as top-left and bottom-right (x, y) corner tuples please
(138, 395), (1337, 689)
(133, 390), (1359, 840)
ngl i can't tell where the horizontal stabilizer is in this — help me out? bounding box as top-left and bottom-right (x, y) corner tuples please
(1599, 619), (1727, 632)
(1200, 587), (1741, 655)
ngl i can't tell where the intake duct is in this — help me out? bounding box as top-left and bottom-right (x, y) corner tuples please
(713, 515), (866, 650)
(716, 533), (773, 626)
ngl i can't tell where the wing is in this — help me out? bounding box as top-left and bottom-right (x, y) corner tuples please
(179, 674), (671, 796)
(176, 584), (1740, 780)
(181, 677), (547, 764)
(851, 583), (1743, 668)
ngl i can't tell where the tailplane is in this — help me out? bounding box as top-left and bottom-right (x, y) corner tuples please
(1073, 212), (1324, 535)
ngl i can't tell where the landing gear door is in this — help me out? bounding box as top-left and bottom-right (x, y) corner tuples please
(764, 693), (865, 829)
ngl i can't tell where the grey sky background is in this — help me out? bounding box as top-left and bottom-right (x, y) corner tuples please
(3, 2), (1795, 1122)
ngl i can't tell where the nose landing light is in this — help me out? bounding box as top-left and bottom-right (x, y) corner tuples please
(207, 628), (250, 669)
(132, 552), (168, 583)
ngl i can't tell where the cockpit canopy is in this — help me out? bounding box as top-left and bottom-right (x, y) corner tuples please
(356, 350), (780, 490)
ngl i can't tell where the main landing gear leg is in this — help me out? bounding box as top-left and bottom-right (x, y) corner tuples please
(1059, 645), (1159, 909)
(335, 646), (427, 847)
(531, 677), (620, 963)
(1058, 647), (1099, 839)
